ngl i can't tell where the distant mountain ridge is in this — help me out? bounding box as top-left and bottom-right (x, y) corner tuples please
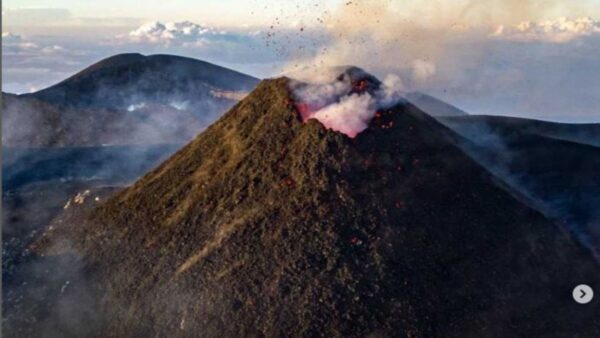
(2, 54), (260, 147)
(439, 114), (600, 147)
(26, 53), (258, 109)
(405, 92), (468, 117)
(0, 54), (477, 148)
(437, 114), (600, 258)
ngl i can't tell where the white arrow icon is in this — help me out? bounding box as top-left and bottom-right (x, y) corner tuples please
(573, 284), (594, 304)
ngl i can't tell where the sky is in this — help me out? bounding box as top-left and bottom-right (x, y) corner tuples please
(3, 0), (600, 122)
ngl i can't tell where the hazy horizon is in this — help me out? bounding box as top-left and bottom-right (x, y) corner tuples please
(3, 0), (600, 122)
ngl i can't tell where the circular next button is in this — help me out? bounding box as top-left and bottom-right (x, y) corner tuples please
(573, 284), (594, 304)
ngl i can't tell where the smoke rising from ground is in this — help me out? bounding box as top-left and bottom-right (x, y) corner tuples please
(290, 68), (404, 137)
(310, 94), (375, 138)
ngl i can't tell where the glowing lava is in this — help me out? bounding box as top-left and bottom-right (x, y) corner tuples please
(289, 67), (405, 138)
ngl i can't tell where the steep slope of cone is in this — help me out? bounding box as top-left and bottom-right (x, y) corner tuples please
(38, 77), (600, 337)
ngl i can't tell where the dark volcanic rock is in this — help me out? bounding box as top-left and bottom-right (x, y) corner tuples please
(437, 114), (600, 258)
(439, 115), (600, 147)
(35, 77), (600, 337)
(27, 53), (258, 109)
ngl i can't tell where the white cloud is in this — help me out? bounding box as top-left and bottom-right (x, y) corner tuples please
(2, 32), (93, 93)
(41, 45), (66, 54)
(2, 32), (22, 42)
(3, 32), (39, 52)
(118, 20), (329, 74)
(2, 32), (65, 55)
(128, 21), (225, 44)
(491, 17), (600, 43)
(121, 21), (271, 60)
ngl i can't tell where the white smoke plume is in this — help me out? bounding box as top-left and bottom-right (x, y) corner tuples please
(310, 94), (376, 137)
(169, 101), (190, 111)
(290, 68), (405, 138)
(127, 102), (147, 112)
(276, 0), (600, 121)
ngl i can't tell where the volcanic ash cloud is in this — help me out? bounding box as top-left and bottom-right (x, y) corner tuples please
(311, 94), (376, 138)
(290, 68), (405, 138)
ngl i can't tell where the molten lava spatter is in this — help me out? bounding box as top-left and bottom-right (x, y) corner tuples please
(294, 102), (323, 121)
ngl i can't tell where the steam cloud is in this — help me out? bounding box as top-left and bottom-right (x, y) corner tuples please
(310, 94), (375, 137)
(290, 69), (405, 137)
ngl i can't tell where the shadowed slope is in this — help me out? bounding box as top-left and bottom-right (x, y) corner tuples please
(3, 54), (260, 146)
(437, 114), (600, 257)
(28, 53), (259, 108)
(440, 115), (600, 147)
